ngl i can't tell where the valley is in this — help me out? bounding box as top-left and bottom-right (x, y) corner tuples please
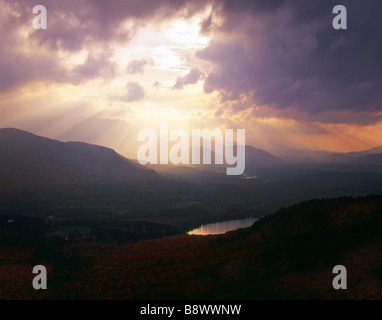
(1, 128), (382, 299)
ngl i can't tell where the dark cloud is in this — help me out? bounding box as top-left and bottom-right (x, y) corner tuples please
(109, 82), (145, 102)
(6, 0), (209, 52)
(126, 58), (154, 74)
(73, 53), (116, 81)
(2, 0), (382, 126)
(0, 0), (210, 92)
(196, 0), (382, 124)
(125, 82), (145, 102)
(200, 12), (213, 35)
(0, 50), (65, 93)
(152, 81), (161, 89)
(0, 47), (115, 92)
(173, 68), (202, 90)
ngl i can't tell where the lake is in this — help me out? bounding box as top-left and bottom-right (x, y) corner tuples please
(187, 216), (258, 235)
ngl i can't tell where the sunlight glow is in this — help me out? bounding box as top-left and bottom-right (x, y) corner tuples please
(166, 19), (210, 48)
(152, 45), (183, 71)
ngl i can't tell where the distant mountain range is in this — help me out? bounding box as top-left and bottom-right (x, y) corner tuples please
(0, 128), (158, 184)
(1, 128), (381, 186)
(244, 145), (288, 167)
(274, 146), (382, 164)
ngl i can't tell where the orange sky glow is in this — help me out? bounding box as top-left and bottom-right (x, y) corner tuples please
(1, 0), (381, 159)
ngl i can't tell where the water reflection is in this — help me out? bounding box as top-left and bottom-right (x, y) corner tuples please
(187, 217), (258, 235)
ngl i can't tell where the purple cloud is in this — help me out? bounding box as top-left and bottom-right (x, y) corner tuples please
(125, 82), (145, 102)
(2, 0), (382, 126)
(173, 68), (203, 90)
(0, 0), (210, 92)
(126, 58), (154, 74)
(196, 0), (382, 124)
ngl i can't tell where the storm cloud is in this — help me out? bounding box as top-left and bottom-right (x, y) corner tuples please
(0, 0), (209, 91)
(197, 0), (382, 124)
(1, 0), (382, 126)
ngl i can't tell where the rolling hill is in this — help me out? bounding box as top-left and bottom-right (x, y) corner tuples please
(0, 128), (158, 184)
(274, 146), (382, 165)
(244, 145), (288, 168)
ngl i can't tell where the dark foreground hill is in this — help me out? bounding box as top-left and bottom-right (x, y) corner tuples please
(1, 194), (381, 299)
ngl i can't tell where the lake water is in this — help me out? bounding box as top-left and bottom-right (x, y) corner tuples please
(187, 217), (258, 235)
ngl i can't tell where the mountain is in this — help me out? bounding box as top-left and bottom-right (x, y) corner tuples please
(56, 117), (139, 159)
(273, 148), (332, 162)
(244, 146), (288, 168)
(357, 153), (382, 165)
(274, 146), (382, 166)
(320, 146), (382, 164)
(138, 145), (287, 183)
(345, 145), (382, 158)
(0, 128), (158, 184)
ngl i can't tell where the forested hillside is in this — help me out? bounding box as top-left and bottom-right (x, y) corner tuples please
(1, 195), (381, 299)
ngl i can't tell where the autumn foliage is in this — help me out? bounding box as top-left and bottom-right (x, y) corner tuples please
(1, 195), (382, 299)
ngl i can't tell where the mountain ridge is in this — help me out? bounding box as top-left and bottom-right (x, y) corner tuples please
(0, 127), (158, 184)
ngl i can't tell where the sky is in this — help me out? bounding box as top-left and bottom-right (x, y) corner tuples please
(1, 0), (382, 158)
